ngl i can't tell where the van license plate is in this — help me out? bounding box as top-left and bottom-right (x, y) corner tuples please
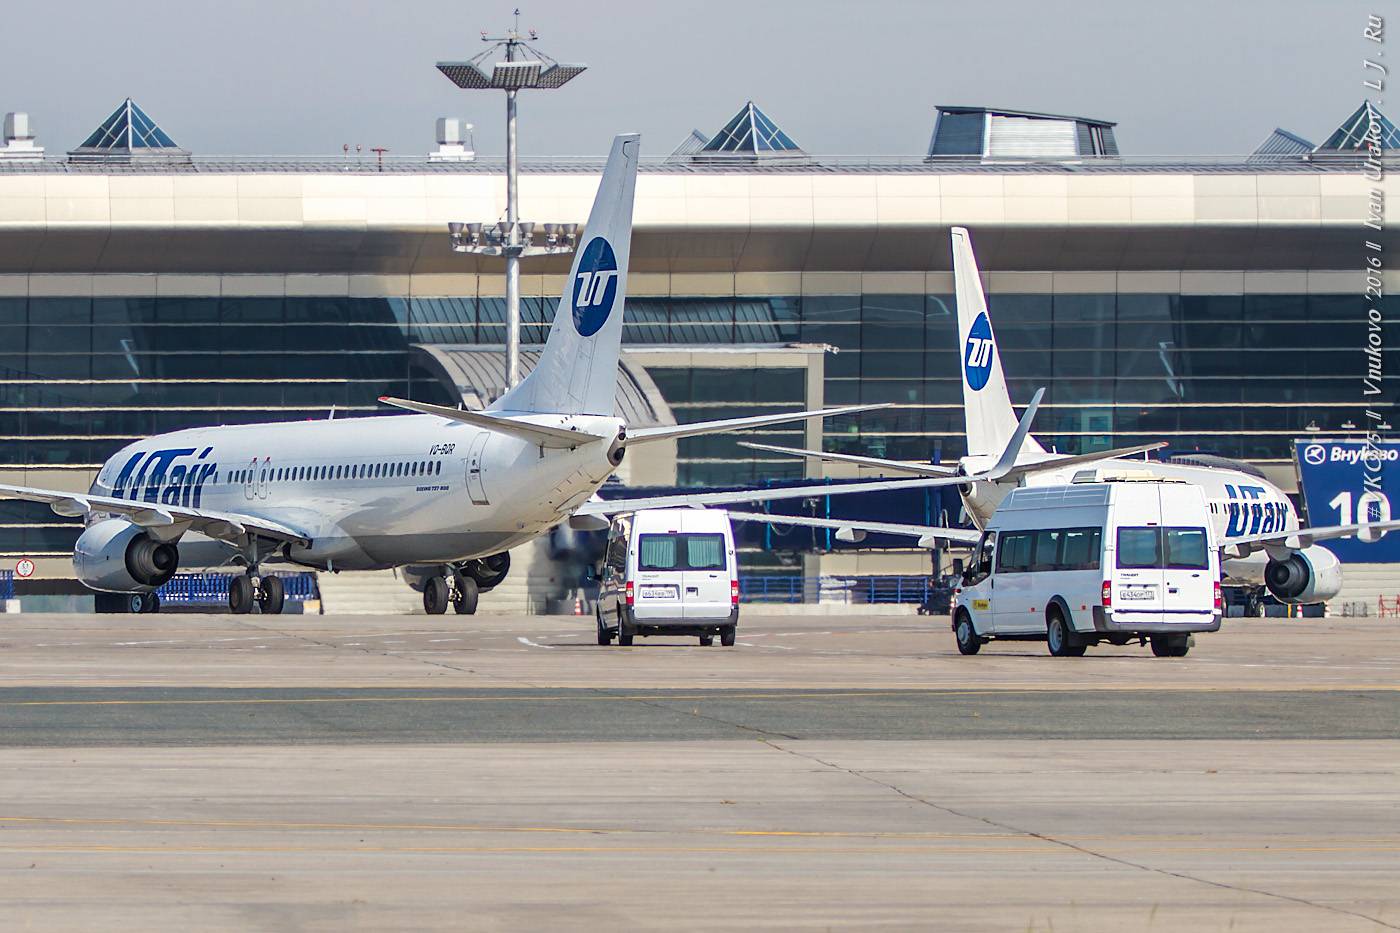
(1120, 585), (1156, 601)
(640, 585), (678, 599)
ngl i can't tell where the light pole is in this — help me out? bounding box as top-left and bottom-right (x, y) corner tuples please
(437, 12), (586, 391)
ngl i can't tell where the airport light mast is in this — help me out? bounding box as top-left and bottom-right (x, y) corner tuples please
(437, 11), (586, 391)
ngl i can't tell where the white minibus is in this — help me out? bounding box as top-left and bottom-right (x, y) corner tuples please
(952, 478), (1222, 657)
(596, 508), (740, 646)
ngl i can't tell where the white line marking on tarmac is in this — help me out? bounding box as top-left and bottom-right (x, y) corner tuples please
(428, 638), (461, 643)
(517, 637), (554, 650)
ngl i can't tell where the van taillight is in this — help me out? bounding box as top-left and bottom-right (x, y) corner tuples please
(625, 581), (634, 607)
(731, 579), (740, 605)
(1213, 581), (1222, 611)
(1101, 580), (1112, 608)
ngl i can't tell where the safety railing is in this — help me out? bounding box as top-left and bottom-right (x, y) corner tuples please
(739, 575), (932, 605)
(156, 573), (318, 605)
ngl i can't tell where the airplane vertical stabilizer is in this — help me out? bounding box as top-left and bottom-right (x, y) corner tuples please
(951, 226), (1046, 457)
(490, 133), (640, 416)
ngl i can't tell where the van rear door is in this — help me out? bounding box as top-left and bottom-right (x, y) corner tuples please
(1159, 487), (1213, 612)
(680, 513), (732, 620)
(1112, 486), (1165, 611)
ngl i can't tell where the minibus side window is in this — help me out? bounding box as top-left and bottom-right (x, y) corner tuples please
(1059, 527), (1102, 571)
(1031, 530), (1063, 572)
(1163, 527), (1209, 569)
(997, 533), (1032, 573)
(605, 532), (628, 575)
(1116, 528), (1160, 569)
(965, 532), (995, 584)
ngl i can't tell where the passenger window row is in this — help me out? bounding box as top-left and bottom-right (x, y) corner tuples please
(996, 527), (1103, 574)
(1116, 526), (1209, 570)
(227, 459), (444, 485)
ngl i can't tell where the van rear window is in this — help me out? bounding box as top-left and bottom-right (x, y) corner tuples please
(638, 533), (727, 571)
(1116, 527), (1210, 570)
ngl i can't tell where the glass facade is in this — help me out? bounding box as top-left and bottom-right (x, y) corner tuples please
(1, 289), (1395, 555)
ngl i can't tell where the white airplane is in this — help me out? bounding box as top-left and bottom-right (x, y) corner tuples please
(737, 227), (1400, 612)
(0, 135), (977, 616)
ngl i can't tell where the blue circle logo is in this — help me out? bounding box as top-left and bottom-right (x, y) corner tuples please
(571, 237), (619, 337)
(963, 311), (995, 391)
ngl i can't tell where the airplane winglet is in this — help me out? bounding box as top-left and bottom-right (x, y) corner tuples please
(986, 387), (1044, 480)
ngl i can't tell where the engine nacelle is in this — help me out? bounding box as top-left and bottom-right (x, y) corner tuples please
(1264, 545), (1343, 604)
(74, 519), (180, 593)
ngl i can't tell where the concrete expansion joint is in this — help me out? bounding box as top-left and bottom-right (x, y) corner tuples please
(757, 737), (1400, 931)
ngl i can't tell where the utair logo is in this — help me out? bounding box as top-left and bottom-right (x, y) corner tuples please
(1303, 444), (1327, 466)
(571, 237), (619, 337)
(964, 311), (995, 391)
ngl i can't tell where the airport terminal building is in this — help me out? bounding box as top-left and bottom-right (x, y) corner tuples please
(0, 98), (1396, 595)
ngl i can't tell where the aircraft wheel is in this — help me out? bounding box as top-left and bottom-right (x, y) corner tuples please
(128, 592), (159, 614)
(258, 575), (286, 615)
(229, 575), (255, 615)
(423, 576), (450, 615)
(452, 576), (479, 615)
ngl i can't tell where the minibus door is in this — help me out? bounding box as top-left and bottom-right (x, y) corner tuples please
(680, 528), (730, 619)
(1113, 526), (1165, 612)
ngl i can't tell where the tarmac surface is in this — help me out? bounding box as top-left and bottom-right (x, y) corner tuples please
(0, 611), (1397, 931)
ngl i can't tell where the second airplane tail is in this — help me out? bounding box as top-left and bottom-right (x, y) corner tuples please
(490, 133), (640, 417)
(951, 226), (1046, 458)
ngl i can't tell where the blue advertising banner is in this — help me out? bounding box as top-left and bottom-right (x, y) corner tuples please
(1294, 439), (1399, 563)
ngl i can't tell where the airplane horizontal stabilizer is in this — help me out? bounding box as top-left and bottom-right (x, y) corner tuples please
(378, 397), (607, 448)
(725, 510), (981, 547)
(1005, 442), (1168, 480)
(737, 442), (958, 477)
(625, 404), (888, 445)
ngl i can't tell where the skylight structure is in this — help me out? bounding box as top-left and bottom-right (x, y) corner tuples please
(1315, 101), (1399, 151)
(693, 102), (806, 161)
(68, 98), (190, 163)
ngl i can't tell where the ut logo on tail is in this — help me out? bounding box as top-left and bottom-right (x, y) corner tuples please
(571, 237), (620, 337)
(964, 311), (996, 391)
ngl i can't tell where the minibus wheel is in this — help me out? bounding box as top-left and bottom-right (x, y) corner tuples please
(954, 612), (981, 656)
(720, 625), (736, 647)
(1046, 610), (1085, 657)
(595, 608), (613, 645)
(699, 634), (714, 647)
(1150, 635), (1190, 658)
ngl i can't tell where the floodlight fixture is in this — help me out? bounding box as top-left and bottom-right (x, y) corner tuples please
(435, 12), (587, 390)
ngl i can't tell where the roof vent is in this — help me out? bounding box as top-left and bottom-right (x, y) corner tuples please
(430, 117), (475, 162)
(0, 112), (43, 162)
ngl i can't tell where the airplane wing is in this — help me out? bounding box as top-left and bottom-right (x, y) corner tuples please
(573, 473), (973, 517)
(625, 404), (888, 444)
(726, 510), (982, 547)
(737, 442), (957, 477)
(0, 483), (312, 547)
(1225, 519), (1400, 556)
(378, 397), (608, 448)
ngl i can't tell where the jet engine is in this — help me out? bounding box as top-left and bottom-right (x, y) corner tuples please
(468, 552), (511, 591)
(1263, 545), (1342, 604)
(74, 518), (180, 593)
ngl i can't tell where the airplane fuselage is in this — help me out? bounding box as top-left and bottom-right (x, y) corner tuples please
(87, 412), (623, 571)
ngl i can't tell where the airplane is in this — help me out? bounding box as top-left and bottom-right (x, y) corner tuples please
(0, 135), (985, 616)
(737, 226), (1400, 614)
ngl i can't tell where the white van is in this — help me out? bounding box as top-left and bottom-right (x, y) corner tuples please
(596, 508), (740, 646)
(952, 478), (1222, 657)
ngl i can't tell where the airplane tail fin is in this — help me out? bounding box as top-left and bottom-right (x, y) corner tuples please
(950, 226), (1045, 457)
(490, 133), (640, 416)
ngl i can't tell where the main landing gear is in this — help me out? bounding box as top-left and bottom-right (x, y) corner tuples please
(229, 572), (285, 615)
(423, 571), (479, 615)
